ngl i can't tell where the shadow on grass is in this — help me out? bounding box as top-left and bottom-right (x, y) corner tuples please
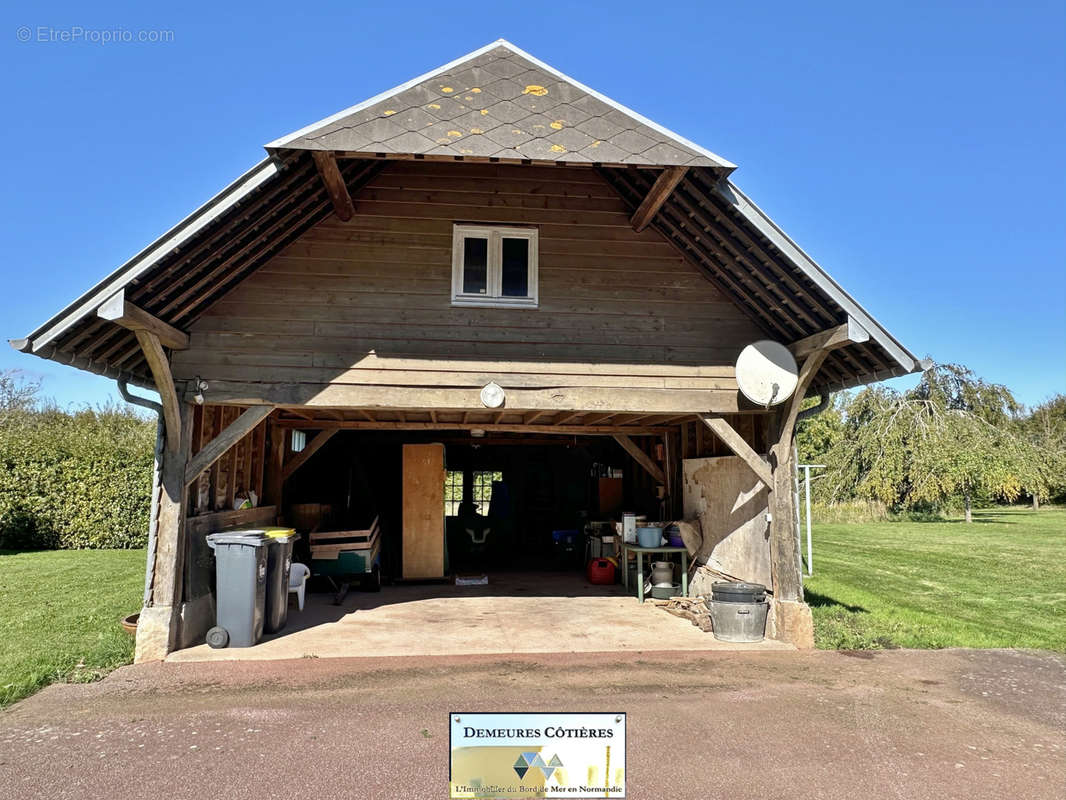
(804, 588), (866, 613)
(940, 517), (1016, 525)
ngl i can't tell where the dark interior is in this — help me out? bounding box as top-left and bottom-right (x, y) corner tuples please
(284, 431), (667, 579)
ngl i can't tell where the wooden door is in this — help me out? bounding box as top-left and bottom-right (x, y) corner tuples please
(402, 443), (445, 579)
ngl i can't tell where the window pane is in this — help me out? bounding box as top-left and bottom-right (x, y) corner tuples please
(473, 471), (503, 511)
(500, 237), (529, 297)
(444, 470), (464, 517)
(462, 237), (488, 294)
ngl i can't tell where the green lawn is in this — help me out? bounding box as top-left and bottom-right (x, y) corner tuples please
(0, 549), (145, 708)
(805, 507), (1066, 651)
(1, 509), (1063, 708)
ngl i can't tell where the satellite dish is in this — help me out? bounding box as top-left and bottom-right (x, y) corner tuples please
(736, 340), (798, 407)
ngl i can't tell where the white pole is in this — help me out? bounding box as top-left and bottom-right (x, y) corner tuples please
(804, 465), (813, 576)
(792, 445), (802, 572)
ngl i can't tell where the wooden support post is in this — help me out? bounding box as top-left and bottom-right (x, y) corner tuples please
(613, 434), (666, 485)
(767, 350), (828, 604)
(312, 151), (355, 221)
(134, 331), (183, 453)
(134, 402), (194, 663)
(254, 423), (266, 500)
(264, 422), (286, 508)
(281, 429), (337, 482)
(698, 415), (773, 488)
(98, 289), (190, 350)
(663, 431), (678, 517)
(183, 406), (273, 487)
(630, 166), (687, 232)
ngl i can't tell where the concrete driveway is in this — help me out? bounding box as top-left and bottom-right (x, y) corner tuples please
(1, 649), (1063, 800)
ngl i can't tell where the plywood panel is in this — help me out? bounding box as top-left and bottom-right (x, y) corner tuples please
(402, 443), (445, 579)
(682, 455), (771, 588)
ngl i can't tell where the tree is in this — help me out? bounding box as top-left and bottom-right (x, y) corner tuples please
(826, 364), (1040, 521)
(1014, 394), (1066, 506)
(0, 370), (40, 419)
(795, 392), (847, 466)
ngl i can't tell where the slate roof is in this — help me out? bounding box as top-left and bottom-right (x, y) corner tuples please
(266, 40), (735, 169)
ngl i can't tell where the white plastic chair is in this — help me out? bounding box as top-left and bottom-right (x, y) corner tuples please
(288, 563), (310, 611)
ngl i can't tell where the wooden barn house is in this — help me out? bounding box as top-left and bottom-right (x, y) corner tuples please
(12, 40), (924, 660)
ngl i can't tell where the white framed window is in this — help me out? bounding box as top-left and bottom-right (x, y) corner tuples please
(451, 224), (538, 308)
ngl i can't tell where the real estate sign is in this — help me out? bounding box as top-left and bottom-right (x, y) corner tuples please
(450, 712), (626, 798)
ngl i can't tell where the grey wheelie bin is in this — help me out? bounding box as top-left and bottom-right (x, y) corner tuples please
(205, 531), (269, 648)
(262, 528), (298, 634)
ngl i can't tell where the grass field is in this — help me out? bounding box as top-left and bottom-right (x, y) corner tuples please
(0, 549), (145, 708)
(805, 508), (1066, 651)
(1, 508), (1062, 708)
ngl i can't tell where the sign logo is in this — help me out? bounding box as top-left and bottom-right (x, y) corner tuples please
(450, 712), (625, 798)
(513, 752), (563, 780)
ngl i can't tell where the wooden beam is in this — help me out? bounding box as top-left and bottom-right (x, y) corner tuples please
(789, 317), (869, 359)
(613, 434), (666, 485)
(134, 331), (183, 453)
(183, 406), (273, 487)
(135, 401), (193, 661)
(281, 429), (337, 482)
(582, 412), (617, 426)
(311, 151), (355, 221)
(699, 414), (773, 488)
(552, 411), (584, 425)
(98, 290), (189, 350)
(630, 167), (687, 232)
(186, 382), (747, 414)
(272, 419), (672, 436)
(775, 351), (829, 456)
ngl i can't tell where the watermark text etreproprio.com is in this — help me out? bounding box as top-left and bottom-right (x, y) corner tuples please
(16, 26), (175, 44)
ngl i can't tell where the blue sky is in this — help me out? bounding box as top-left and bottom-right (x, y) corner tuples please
(2, 0), (1063, 408)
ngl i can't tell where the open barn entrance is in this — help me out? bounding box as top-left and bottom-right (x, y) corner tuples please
(169, 405), (796, 661)
(284, 430), (672, 584)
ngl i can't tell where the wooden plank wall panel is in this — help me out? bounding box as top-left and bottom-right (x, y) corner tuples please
(173, 162), (764, 395)
(185, 404), (270, 515)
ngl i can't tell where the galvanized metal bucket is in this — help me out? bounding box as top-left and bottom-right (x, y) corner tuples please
(708, 600), (769, 643)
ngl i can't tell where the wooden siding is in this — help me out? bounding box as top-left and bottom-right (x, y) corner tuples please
(172, 162), (764, 410)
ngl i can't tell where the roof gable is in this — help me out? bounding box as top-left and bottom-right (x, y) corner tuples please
(267, 40), (735, 169)
(11, 42), (924, 396)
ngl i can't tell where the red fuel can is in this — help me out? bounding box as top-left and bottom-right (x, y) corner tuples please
(586, 558), (616, 585)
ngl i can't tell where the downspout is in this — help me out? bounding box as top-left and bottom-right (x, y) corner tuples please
(796, 392), (830, 424)
(118, 379), (164, 606)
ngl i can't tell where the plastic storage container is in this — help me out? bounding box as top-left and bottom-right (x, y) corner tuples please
(263, 528), (298, 634)
(636, 526), (662, 548)
(551, 530), (582, 566)
(586, 558), (616, 585)
(205, 531), (269, 648)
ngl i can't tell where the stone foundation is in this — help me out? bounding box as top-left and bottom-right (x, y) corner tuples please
(134, 605), (179, 663)
(770, 599), (815, 649)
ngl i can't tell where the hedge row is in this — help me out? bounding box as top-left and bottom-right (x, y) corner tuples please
(0, 406), (156, 550)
